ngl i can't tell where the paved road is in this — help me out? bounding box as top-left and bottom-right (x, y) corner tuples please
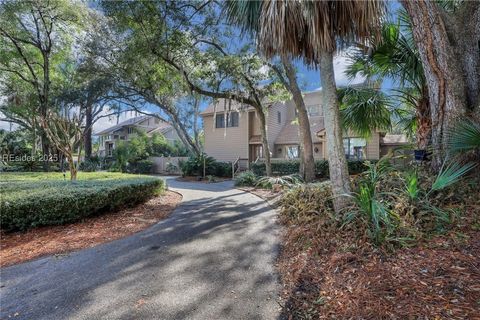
(0, 178), (282, 320)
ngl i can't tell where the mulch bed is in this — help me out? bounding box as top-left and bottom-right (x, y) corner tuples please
(0, 191), (182, 268)
(277, 221), (480, 319)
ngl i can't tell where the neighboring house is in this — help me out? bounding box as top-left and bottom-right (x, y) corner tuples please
(95, 115), (181, 157)
(201, 90), (409, 166)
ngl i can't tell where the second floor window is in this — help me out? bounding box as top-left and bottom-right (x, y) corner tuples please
(277, 111), (282, 124)
(127, 127), (134, 134)
(215, 112), (239, 128)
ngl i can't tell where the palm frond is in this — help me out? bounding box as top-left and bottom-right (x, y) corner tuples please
(339, 87), (392, 138)
(430, 162), (477, 193)
(447, 118), (480, 154)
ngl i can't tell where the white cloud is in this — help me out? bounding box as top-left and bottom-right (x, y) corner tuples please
(313, 49), (365, 90)
(333, 50), (365, 87)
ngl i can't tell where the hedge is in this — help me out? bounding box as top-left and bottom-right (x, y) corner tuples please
(251, 159), (374, 177)
(1, 174), (165, 231)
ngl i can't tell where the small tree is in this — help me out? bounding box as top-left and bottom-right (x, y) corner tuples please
(41, 111), (83, 180)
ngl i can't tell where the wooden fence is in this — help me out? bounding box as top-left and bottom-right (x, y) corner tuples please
(149, 156), (189, 174)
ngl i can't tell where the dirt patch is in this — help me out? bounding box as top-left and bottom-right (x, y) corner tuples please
(0, 191), (182, 268)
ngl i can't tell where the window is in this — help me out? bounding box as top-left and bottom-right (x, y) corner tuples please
(215, 112), (239, 128)
(343, 138), (367, 160)
(127, 127), (134, 134)
(307, 104), (321, 116)
(286, 146), (299, 159)
(277, 111), (282, 124)
(113, 135), (119, 140)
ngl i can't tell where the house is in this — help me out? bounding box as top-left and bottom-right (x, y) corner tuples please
(95, 115), (181, 157)
(200, 90), (409, 166)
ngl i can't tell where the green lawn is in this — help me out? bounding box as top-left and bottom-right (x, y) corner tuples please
(1, 172), (165, 230)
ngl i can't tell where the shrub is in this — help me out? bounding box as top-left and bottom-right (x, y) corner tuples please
(128, 159), (154, 174)
(179, 154), (215, 176)
(234, 170), (258, 187)
(80, 157), (100, 172)
(212, 161), (232, 177)
(179, 154), (231, 177)
(256, 174), (304, 189)
(251, 159), (372, 177)
(0, 173), (164, 231)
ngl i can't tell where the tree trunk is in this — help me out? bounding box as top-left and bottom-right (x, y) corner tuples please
(319, 50), (351, 213)
(84, 103), (93, 159)
(67, 154), (77, 181)
(401, 0), (474, 169)
(168, 110), (202, 156)
(416, 86), (431, 150)
(257, 109), (272, 176)
(281, 56), (315, 182)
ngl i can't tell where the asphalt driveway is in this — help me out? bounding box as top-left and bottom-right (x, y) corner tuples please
(0, 178), (282, 320)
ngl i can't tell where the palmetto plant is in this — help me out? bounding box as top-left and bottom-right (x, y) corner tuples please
(338, 86), (392, 139)
(447, 118), (480, 155)
(346, 157), (398, 244)
(256, 174), (303, 190)
(346, 11), (430, 149)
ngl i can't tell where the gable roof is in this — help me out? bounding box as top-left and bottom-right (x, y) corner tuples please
(95, 115), (152, 135)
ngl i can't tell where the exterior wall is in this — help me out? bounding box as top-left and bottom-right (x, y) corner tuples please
(322, 131), (381, 160)
(203, 112), (249, 162)
(365, 132), (380, 160)
(265, 102), (288, 150)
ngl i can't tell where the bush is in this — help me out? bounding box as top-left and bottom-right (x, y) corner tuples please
(256, 174), (303, 189)
(128, 159), (154, 174)
(251, 159), (372, 177)
(212, 161), (232, 177)
(234, 170), (258, 187)
(80, 157), (100, 172)
(0, 172), (164, 231)
(179, 154), (231, 177)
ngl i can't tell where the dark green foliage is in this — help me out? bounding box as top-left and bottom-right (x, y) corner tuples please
(128, 159), (154, 174)
(179, 154), (231, 177)
(234, 170), (258, 187)
(251, 160), (372, 177)
(80, 156), (100, 172)
(1, 174), (164, 231)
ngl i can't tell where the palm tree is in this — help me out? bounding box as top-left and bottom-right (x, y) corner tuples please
(338, 86), (392, 139)
(226, 0), (385, 212)
(346, 12), (430, 151)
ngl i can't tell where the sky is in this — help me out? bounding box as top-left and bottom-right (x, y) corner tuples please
(0, 0), (400, 133)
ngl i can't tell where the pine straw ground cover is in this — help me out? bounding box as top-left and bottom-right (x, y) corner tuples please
(1, 191), (181, 267)
(275, 172), (480, 319)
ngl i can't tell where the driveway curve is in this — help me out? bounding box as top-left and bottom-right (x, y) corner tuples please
(0, 178), (282, 320)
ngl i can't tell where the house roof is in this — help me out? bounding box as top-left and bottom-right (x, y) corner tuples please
(201, 98), (255, 116)
(275, 116), (325, 145)
(95, 115), (151, 135)
(380, 134), (410, 145)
